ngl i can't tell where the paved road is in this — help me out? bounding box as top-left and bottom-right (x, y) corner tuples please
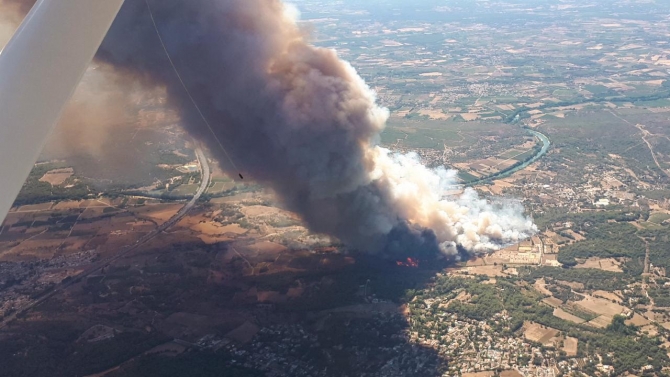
(0, 147), (211, 329)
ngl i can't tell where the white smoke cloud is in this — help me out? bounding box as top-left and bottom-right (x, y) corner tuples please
(372, 148), (537, 255)
(282, 2), (302, 22)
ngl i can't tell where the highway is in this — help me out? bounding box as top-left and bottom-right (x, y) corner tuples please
(0, 147), (211, 329)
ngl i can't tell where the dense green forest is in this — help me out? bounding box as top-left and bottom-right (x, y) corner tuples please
(14, 163), (95, 206)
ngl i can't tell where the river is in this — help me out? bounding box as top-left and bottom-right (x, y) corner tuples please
(466, 129), (551, 186)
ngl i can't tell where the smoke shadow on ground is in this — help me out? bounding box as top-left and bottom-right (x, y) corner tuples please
(236, 249), (472, 375)
(117, 251), (454, 376)
(0, 235), (472, 376)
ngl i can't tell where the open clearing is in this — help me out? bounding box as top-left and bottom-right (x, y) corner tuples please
(563, 337), (579, 356)
(553, 308), (586, 324)
(557, 280), (584, 290)
(133, 204), (183, 223)
(543, 297), (563, 308)
(39, 167), (73, 185)
(0, 238), (65, 260)
(225, 321), (260, 344)
(79, 199), (114, 208)
(564, 230), (585, 241)
(649, 212), (670, 224)
(247, 241), (287, 254)
(641, 325), (658, 337)
(462, 372), (494, 377)
(418, 109), (451, 120)
(190, 222), (247, 236)
(593, 290), (623, 303)
(210, 193), (255, 203)
(198, 234), (232, 245)
(523, 321), (559, 345)
(534, 278), (553, 296)
(587, 315), (613, 328)
(499, 371), (522, 377)
(145, 342), (187, 357)
(575, 295), (626, 317)
(219, 224), (248, 234)
(487, 179), (515, 195)
(207, 181), (235, 193)
(500, 371), (523, 377)
(460, 113), (481, 121)
(242, 205), (283, 217)
(459, 265), (506, 277)
(53, 201), (87, 210)
(14, 203), (53, 212)
(627, 313), (651, 327)
(575, 257), (623, 272)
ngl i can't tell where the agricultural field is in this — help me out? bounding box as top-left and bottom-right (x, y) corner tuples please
(39, 168), (74, 186)
(552, 308), (585, 325)
(574, 257), (623, 273)
(522, 322), (559, 346)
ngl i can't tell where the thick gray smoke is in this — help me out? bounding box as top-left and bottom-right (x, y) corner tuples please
(5, 0), (536, 259)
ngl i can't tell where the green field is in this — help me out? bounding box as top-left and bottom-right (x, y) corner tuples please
(553, 89), (580, 98)
(207, 182), (235, 194)
(584, 84), (613, 96)
(562, 304), (599, 322)
(381, 120), (468, 149)
(512, 149), (537, 161)
(171, 184), (199, 196)
(648, 212), (670, 225)
(381, 119), (525, 154)
(636, 98), (670, 107)
(458, 171), (479, 182)
(499, 149), (523, 159)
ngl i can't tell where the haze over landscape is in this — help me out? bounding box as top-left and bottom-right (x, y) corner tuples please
(2, 0), (670, 376)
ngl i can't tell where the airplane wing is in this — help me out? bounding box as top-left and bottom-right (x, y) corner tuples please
(0, 0), (124, 223)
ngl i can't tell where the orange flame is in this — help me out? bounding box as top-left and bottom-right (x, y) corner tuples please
(396, 257), (419, 267)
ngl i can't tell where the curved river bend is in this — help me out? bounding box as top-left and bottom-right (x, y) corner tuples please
(467, 129), (551, 186)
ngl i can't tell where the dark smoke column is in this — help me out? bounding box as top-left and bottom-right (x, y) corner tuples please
(93, 0), (444, 258)
(3, 0), (537, 258)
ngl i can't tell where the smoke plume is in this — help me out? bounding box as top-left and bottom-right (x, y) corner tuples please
(46, 66), (132, 158)
(4, 0), (536, 259)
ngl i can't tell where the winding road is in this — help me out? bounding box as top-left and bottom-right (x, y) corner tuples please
(0, 147), (211, 329)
